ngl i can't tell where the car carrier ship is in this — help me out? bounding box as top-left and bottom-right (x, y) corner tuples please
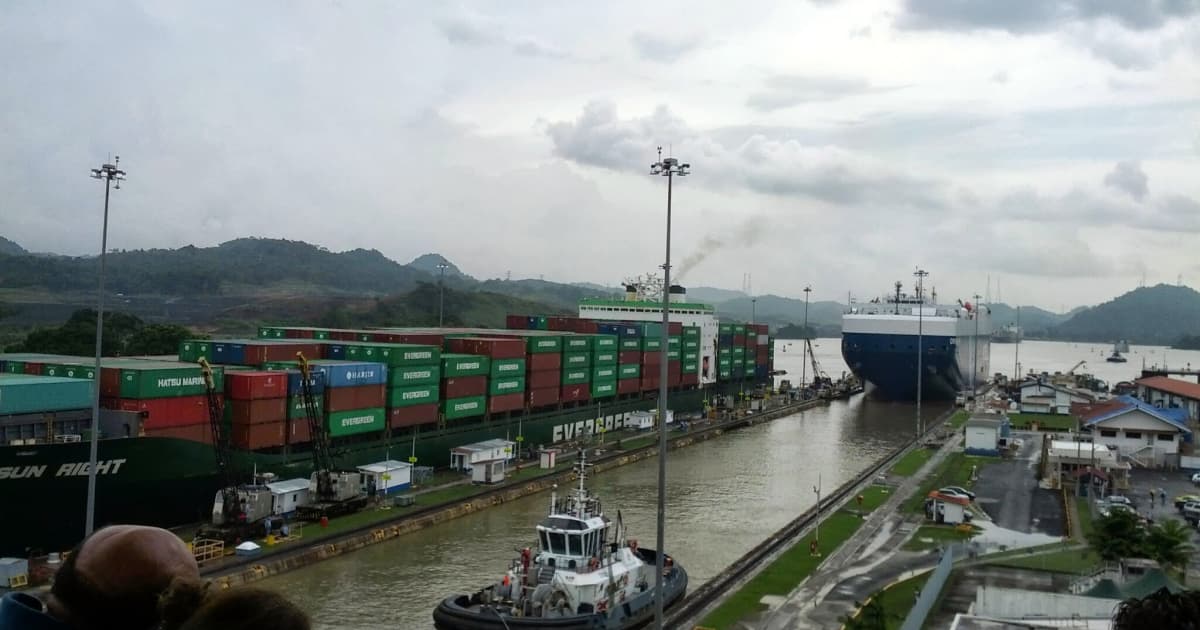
(840, 278), (990, 401)
(0, 288), (774, 556)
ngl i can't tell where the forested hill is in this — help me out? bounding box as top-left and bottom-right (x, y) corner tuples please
(1049, 284), (1200, 345)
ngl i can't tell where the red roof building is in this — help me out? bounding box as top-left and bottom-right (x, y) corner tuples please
(1136, 376), (1200, 424)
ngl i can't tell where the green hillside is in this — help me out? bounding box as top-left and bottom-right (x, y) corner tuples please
(1049, 284), (1200, 345)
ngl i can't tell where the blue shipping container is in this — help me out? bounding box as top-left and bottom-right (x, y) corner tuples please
(526, 316), (540, 330)
(598, 323), (640, 337)
(718, 334), (733, 346)
(286, 368), (327, 395)
(210, 342), (246, 365)
(312, 361), (386, 388)
(755, 365), (769, 380)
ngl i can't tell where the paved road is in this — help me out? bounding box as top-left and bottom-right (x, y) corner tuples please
(972, 432), (1064, 536)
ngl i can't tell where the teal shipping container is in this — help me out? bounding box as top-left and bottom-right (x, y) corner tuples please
(0, 375), (95, 415)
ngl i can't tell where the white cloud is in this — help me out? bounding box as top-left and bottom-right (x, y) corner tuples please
(1103, 161), (1150, 201)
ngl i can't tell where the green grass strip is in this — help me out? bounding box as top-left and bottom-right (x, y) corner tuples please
(889, 448), (934, 476)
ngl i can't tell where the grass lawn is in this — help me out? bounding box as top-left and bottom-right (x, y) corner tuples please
(946, 410), (969, 429)
(700, 511), (868, 629)
(1007, 413), (1077, 432)
(987, 547), (1100, 574)
(902, 525), (979, 551)
(863, 572), (931, 630)
(851, 484), (894, 512)
(889, 448), (934, 476)
(903, 452), (993, 514)
(1075, 496), (1095, 540)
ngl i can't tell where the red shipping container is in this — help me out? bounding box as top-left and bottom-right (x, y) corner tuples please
(23, 362), (43, 375)
(642, 351), (663, 366)
(617, 378), (640, 394)
(618, 350), (641, 364)
(641, 374), (660, 391)
(331, 330), (357, 341)
(506, 315), (527, 330)
(681, 373), (699, 386)
(388, 403), (439, 429)
(528, 353), (562, 371)
(527, 370), (559, 390)
(396, 333), (444, 346)
(143, 423), (212, 444)
(733, 335), (745, 346)
(667, 371), (681, 387)
(284, 328), (313, 339)
(231, 421), (285, 449)
(242, 342), (324, 365)
(757, 348), (770, 361)
(442, 375), (487, 398)
(668, 322), (683, 335)
(99, 369), (121, 397)
(105, 395), (210, 429)
(226, 371), (289, 400)
(668, 361), (682, 376)
(526, 386), (560, 407)
(228, 398), (287, 425)
(326, 384), (386, 412)
(571, 319), (598, 334)
(560, 384), (589, 403)
(287, 417), (312, 444)
(447, 337), (525, 359)
(488, 392), (525, 414)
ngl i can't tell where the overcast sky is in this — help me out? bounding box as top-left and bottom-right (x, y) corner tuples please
(2, 1), (1198, 310)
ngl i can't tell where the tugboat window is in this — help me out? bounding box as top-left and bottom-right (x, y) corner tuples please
(569, 534), (583, 555)
(548, 531), (566, 554)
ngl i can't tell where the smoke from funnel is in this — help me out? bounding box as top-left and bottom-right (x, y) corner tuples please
(675, 219), (766, 282)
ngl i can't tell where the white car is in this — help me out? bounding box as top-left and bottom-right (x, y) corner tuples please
(940, 486), (976, 500)
(1105, 495), (1134, 508)
(1191, 472), (1200, 485)
(938, 487), (972, 501)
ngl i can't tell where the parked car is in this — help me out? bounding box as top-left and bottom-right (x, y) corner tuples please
(1174, 494), (1200, 510)
(937, 488), (972, 501)
(1101, 503), (1137, 518)
(1105, 495), (1135, 508)
(940, 486), (976, 500)
(1184, 503), (1200, 526)
(1191, 472), (1200, 485)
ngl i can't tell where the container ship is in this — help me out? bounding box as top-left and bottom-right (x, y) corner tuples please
(840, 279), (990, 401)
(0, 289), (773, 556)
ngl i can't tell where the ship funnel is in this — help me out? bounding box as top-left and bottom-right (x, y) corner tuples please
(668, 284), (686, 304)
(624, 284), (638, 302)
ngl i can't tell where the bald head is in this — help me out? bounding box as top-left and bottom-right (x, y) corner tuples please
(49, 525), (200, 630)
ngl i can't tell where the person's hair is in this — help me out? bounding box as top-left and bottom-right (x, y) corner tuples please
(51, 536), (164, 630)
(1113, 587), (1200, 629)
(158, 578), (311, 630)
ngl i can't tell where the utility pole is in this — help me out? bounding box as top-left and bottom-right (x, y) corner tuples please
(1014, 306), (1021, 382)
(437, 263), (449, 327)
(650, 147), (689, 630)
(802, 286), (811, 388)
(751, 297), (757, 325)
(914, 269), (928, 437)
(972, 293), (982, 399)
(813, 473), (822, 552)
(86, 156), (126, 536)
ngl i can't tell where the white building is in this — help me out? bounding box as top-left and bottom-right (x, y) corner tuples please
(578, 286), (719, 384)
(1136, 376), (1200, 425)
(1046, 439), (1130, 491)
(1079, 396), (1191, 468)
(1019, 380), (1095, 415)
(357, 460), (413, 495)
(451, 439), (516, 472)
(925, 491), (971, 525)
(265, 478), (311, 517)
(964, 416), (1008, 456)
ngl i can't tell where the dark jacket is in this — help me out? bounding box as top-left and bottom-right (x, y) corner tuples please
(0, 592), (71, 630)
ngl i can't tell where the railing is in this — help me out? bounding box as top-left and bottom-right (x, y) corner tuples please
(900, 544), (957, 630)
(191, 538), (226, 565)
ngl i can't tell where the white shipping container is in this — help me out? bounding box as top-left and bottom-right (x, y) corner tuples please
(757, 334), (769, 345)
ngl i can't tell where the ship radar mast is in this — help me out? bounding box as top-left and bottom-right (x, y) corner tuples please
(621, 273), (666, 302)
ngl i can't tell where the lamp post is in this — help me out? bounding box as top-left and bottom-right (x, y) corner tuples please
(972, 293), (982, 400)
(751, 297), (757, 325)
(86, 156), (126, 536)
(437, 263), (449, 327)
(650, 147), (688, 629)
(802, 286), (811, 387)
(812, 473), (822, 552)
(914, 269), (928, 437)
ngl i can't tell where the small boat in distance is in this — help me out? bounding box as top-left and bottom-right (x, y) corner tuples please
(1106, 342), (1128, 363)
(432, 449), (688, 629)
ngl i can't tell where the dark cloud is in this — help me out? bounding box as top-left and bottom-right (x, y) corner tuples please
(897, 0), (1199, 33)
(1103, 161), (1149, 201)
(546, 101), (947, 209)
(1150, 194), (1200, 231)
(630, 31), (706, 62)
(746, 75), (908, 111)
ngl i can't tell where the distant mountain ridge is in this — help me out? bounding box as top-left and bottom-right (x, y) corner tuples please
(1048, 284), (1200, 345)
(0, 236), (26, 256)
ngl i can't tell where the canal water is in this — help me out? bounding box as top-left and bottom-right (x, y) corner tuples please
(266, 339), (1190, 629)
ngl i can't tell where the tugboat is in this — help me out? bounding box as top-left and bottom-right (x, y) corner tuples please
(432, 450), (688, 629)
(1106, 342), (1128, 363)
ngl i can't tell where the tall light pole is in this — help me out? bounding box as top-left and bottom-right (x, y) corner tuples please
(650, 147), (688, 629)
(1014, 306), (1021, 382)
(751, 297), (757, 325)
(914, 269), (928, 437)
(812, 473), (822, 553)
(436, 263), (449, 327)
(971, 293), (982, 399)
(802, 286), (811, 387)
(86, 156), (126, 536)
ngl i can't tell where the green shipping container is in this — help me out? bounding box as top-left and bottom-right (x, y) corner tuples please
(732, 357), (745, 368)
(342, 342), (441, 367)
(328, 407), (386, 437)
(178, 341), (211, 362)
(719, 367), (732, 379)
(3, 362), (24, 374)
(591, 379), (617, 398)
(387, 365), (441, 388)
(642, 338), (662, 351)
(734, 347), (746, 357)
(257, 327), (285, 339)
(719, 347), (732, 357)
(682, 362), (698, 373)
(719, 323), (733, 335)
(523, 336), (562, 354)
(592, 351), (617, 366)
(119, 365), (224, 399)
(0, 375), (95, 414)
(563, 352), (591, 369)
(639, 323), (664, 338)
(666, 349), (681, 360)
(618, 364), (641, 378)
(562, 369), (590, 385)
(619, 338), (641, 351)
(489, 377), (526, 396)
(441, 354), (490, 377)
(733, 324), (747, 335)
(532, 316), (549, 330)
(683, 339), (699, 350)
(592, 335), (618, 350)
(683, 351), (698, 362)
(287, 394), (325, 419)
(718, 357), (732, 367)
(592, 366), (617, 381)
(667, 336), (681, 348)
(683, 326), (700, 338)
(442, 396), (486, 420)
(387, 384), (439, 407)
(490, 358), (526, 378)
(563, 336), (591, 351)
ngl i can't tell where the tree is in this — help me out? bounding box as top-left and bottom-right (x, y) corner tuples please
(843, 597), (887, 630)
(1145, 519), (1194, 572)
(124, 324), (198, 356)
(1088, 510), (1147, 562)
(5, 309), (201, 357)
(1113, 587), (1200, 629)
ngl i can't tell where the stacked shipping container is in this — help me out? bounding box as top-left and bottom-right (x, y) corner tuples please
(440, 353), (489, 421)
(446, 337), (525, 415)
(98, 360), (225, 443)
(225, 371), (287, 449)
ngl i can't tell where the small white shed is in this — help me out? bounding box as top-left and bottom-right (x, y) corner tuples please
(628, 409), (673, 430)
(539, 448), (559, 469)
(451, 439), (515, 472)
(472, 458), (507, 484)
(357, 460), (413, 495)
(964, 417), (1004, 456)
(266, 477), (311, 516)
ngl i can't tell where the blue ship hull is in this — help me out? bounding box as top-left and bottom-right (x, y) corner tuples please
(841, 332), (968, 401)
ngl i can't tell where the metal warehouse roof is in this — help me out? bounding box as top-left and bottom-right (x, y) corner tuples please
(1137, 376), (1200, 401)
(358, 460), (411, 473)
(265, 478), (310, 494)
(1082, 395), (1191, 435)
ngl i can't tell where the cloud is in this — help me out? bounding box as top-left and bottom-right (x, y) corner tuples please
(746, 75), (908, 111)
(849, 25), (872, 38)
(1148, 194), (1200, 231)
(991, 70), (1009, 83)
(896, 0), (1200, 33)
(630, 31), (706, 62)
(1103, 161), (1150, 201)
(436, 11), (572, 59)
(546, 101), (948, 209)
